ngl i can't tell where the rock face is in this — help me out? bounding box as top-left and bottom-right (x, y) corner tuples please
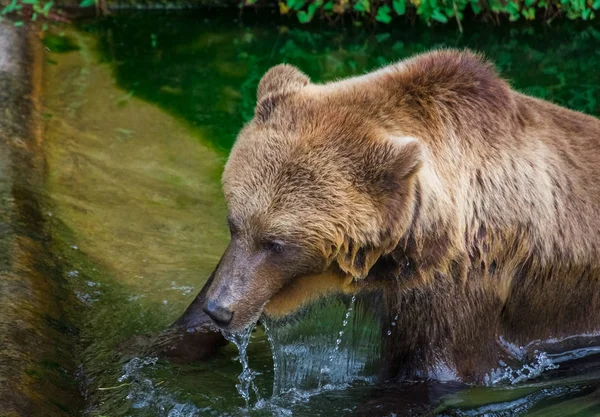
(0, 22), (81, 417)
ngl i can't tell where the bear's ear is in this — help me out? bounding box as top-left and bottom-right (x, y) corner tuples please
(257, 64), (311, 101)
(335, 136), (424, 279)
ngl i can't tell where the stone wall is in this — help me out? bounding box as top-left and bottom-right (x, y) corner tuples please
(0, 23), (81, 417)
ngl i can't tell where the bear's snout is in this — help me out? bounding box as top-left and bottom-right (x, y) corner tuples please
(203, 299), (234, 326)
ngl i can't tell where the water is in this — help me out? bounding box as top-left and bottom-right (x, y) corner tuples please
(264, 294), (380, 396)
(222, 325), (262, 408)
(37, 12), (600, 417)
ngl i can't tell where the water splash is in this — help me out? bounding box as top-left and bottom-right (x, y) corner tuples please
(222, 324), (262, 408)
(117, 356), (212, 416)
(484, 351), (559, 386)
(263, 294), (380, 397)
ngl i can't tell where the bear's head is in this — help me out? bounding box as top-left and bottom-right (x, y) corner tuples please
(203, 64), (424, 331)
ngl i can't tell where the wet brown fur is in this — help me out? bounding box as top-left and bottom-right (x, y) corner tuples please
(209, 49), (600, 382)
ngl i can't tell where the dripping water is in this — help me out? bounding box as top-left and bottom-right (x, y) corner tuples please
(320, 295), (357, 386)
(332, 295), (356, 356)
(261, 319), (281, 395)
(222, 324), (262, 408)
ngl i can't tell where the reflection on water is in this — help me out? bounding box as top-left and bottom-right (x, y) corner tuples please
(91, 13), (600, 152)
(39, 13), (600, 417)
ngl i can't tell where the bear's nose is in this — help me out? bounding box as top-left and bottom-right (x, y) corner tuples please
(203, 300), (233, 326)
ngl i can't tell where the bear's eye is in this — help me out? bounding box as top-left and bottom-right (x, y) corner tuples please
(264, 239), (285, 254)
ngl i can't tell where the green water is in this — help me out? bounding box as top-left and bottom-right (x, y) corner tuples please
(41, 13), (600, 417)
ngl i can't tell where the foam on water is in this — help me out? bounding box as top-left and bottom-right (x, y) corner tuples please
(485, 335), (600, 386)
(484, 351), (559, 386)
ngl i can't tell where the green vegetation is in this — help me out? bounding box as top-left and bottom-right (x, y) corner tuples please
(0, 0), (54, 28)
(265, 0), (600, 27)
(2, 0), (600, 28)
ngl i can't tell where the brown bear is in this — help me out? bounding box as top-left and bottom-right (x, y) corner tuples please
(169, 48), (600, 383)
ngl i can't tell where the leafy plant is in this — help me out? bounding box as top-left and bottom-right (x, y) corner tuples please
(0, 0), (54, 25)
(241, 0), (600, 28)
(0, 0), (97, 26)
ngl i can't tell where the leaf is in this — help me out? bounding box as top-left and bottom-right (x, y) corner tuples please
(593, 0), (600, 9)
(376, 4), (392, 22)
(286, 0), (300, 9)
(470, 0), (482, 14)
(323, 1), (334, 9)
(353, 0), (370, 13)
(42, 1), (53, 15)
(506, 1), (519, 13)
(1, 0), (16, 13)
(582, 7), (591, 18)
(289, 0), (305, 10)
(13, 20), (23, 26)
(524, 6), (535, 18)
(392, 0), (406, 14)
(79, 0), (94, 5)
(524, 0), (535, 6)
(431, 9), (448, 22)
(297, 10), (311, 22)
(278, 1), (289, 13)
(392, 40), (404, 50)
